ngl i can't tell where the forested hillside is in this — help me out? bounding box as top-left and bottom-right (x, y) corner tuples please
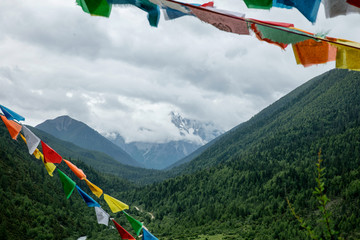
(0, 123), (154, 240)
(128, 69), (360, 239)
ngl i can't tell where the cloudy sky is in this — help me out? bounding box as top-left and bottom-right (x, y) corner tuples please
(0, 0), (359, 143)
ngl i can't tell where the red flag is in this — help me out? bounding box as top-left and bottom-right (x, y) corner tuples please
(41, 141), (62, 163)
(112, 219), (136, 240)
(0, 115), (22, 140)
(347, 0), (360, 8)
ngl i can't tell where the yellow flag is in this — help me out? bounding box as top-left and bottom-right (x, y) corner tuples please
(39, 151), (56, 177)
(103, 194), (129, 213)
(332, 39), (360, 71)
(84, 178), (103, 198)
(33, 148), (41, 159)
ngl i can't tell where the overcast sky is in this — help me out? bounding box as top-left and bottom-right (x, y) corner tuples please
(0, 0), (359, 143)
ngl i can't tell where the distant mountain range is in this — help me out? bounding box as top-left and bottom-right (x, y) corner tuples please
(36, 116), (142, 168)
(106, 111), (224, 169)
(35, 112), (224, 170)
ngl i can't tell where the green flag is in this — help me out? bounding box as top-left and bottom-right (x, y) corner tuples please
(255, 25), (312, 45)
(243, 0), (273, 9)
(123, 211), (143, 236)
(57, 169), (76, 199)
(76, 0), (112, 18)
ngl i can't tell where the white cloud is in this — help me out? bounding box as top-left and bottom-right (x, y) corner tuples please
(0, 0), (359, 143)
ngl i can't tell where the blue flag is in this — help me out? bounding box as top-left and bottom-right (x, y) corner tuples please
(143, 228), (158, 240)
(76, 185), (101, 207)
(272, 0), (321, 23)
(107, 0), (160, 27)
(0, 105), (25, 121)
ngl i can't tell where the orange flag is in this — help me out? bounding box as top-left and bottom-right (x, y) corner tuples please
(41, 140), (62, 164)
(64, 159), (86, 180)
(84, 178), (103, 198)
(0, 115), (22, 140)
(292, 39), (337, 67)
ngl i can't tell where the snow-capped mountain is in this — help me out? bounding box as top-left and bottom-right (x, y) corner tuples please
(106, 112), (224, 169)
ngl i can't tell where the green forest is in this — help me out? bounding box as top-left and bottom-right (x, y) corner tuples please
(1, 69), (360, 239)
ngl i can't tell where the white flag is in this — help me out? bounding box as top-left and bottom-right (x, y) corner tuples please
(22, 126), (40, 155)
(95, 207), (110, 226)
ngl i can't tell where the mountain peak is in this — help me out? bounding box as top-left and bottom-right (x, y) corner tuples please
(36, 116), (142, 168)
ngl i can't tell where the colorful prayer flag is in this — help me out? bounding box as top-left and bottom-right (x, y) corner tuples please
(292, 39), (337, 67)
(33, 148), (41, 159)
(272, 0), (321, 23)
(142, 227), (158, 240)
(108, 0), (160, 27)
(76, 0), (112, 17)
(103, 194), (129, 213)
(57, 169), (76, 199)
(243, 0), (272, 9)
(95, 207), (110, 226)
(64, 159), (86, 180)
(39, 150), (57, 176)
(22, 126), (40, 154)
(112, 219), (136, 240)
(84, 178), (103, 198)
(187, 5), (249, 35)
(123, 211), (143, 236)
(0, 105), (25, 121)
(333, 39), (360, 71)
(41, 140), (62, 163)
(0, 115), (22, 140)
(254, 24), (312, 45)
(250, 19), (294, 49)
(76, 185), (101, 207)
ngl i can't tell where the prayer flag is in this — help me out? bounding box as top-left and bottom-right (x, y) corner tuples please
(0, 115), (22, 140)
(64, 159), (86, 180)
(108, 0), (160, 27)
(33, 148), (41, 159)
(243, 0), (272, 9)
(57, 169), (76, 199)
(273, 0), (292, 9)
(254, 24), (312, 45)
(187, 5), (249, 35)
(272, 0), (321, 23)
(104, 194), (129, 213)
(22, 126), (40, 154)
(123, 211), (143, 236)
(162, 2), (212, 20)
(76, 185), (101, 207)
(323, 0), (360, 18)
(333, 39), (360, 71)
(112, 219), (136, 240)
(292, 39), (337, 67)
(41, 141), (62, 164)
(95, 207), (110, 226)
(84, 178), (103, 198)
(76, 0), (112, 17)
(347, 0), (360, 8)
(142, 228), (158, 240)
(39, 151), (57, 177)
(0, 105), (25, 121)
(250, 20), (294, 49)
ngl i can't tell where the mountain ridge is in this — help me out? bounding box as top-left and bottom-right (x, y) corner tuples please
(36, 115), (142, 168)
